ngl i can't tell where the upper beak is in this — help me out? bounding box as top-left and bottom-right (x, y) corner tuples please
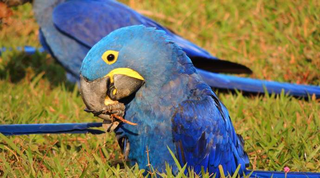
(79, 74), (108, 113)
(80, 68), (144, 120)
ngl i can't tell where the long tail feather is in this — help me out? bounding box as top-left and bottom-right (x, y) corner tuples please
(0, 46), (44, 55)
(198, 69), (320, 98)
(245, 169), (320, 178)
(0, 122), (104, 135)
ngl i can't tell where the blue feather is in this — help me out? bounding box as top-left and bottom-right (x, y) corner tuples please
(198, 69), (320, 98)
(0, 46), (44, 55)
(33, 0), (89, 78)
(0, 122), (104, 135)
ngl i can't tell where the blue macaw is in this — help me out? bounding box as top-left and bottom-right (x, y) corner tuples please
(79, 25), (320, 177)
(32, 0), (253, 81)
(2, 0), (317, 97)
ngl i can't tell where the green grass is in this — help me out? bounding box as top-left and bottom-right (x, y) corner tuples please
(0, 0), (319, 177)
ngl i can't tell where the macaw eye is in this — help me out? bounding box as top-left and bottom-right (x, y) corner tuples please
(102, 50), (119, 65)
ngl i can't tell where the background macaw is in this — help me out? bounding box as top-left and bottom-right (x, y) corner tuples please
(1, 0), (319, 98)
(79, 25), (320, 177)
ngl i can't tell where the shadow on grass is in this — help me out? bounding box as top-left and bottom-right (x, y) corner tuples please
(0, 51), (76, 91)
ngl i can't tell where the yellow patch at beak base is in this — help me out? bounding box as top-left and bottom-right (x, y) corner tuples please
(104, 95), (118, 106)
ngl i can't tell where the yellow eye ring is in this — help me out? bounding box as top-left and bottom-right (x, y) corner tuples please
(102, 50), (119, 65)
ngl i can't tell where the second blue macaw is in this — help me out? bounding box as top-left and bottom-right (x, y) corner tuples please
(28, 0), (320, 98)
(79, 25), (320, 177)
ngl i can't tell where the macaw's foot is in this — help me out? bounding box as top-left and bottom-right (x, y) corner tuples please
(101, 102), (137, 126)
(94, 102), (137, 132)
(85, 102), (125, 132)
(102, 118), (120, 132)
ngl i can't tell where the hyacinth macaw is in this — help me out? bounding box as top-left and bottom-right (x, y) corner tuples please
(79, 25), (320, 177)
(2, 0), (319, 97)
(33, 0), (253, 81)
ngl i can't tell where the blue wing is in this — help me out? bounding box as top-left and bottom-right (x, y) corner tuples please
(51, 0), (251, 74)
(172, 91), (249, 176)
(33, 0), (89, 78)
(51, 0), (217, 59)
(171, 91), (320, 177)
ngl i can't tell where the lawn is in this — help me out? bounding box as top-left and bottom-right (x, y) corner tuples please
(0, 0), (319, 177)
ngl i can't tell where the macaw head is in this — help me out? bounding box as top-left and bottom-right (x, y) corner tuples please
(80, 25), (194, 122)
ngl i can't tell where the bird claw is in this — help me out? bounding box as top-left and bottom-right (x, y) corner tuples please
(102, 119), (120, 132)
(99, 103), (137, 130)
(111, 114), (137, 126)
(84, 100), (137, 128)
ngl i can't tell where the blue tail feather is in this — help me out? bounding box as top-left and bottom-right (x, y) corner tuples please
(0, 46), (44, 55)
(0, 122), (104, 135)
(198, 69), (320, 98)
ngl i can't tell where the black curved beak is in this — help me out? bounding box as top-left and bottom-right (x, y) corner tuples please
(79, 69), (144, 121)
